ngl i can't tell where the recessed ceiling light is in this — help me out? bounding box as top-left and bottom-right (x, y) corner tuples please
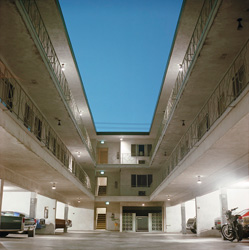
(100, 171), (104, 175)
(100, 140), (105, 144)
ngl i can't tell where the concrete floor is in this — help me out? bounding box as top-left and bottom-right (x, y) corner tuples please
(0, 231), (249, 250)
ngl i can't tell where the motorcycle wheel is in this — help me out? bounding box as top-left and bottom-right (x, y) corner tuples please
(221, 224), (235, 242)
(237, 224), (243, 242)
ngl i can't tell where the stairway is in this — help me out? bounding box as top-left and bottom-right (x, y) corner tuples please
(96, 214), (106, 229)
(98, 185), (107, 196)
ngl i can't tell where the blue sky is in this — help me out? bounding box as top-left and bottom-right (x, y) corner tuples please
(59, 0), (183, 132)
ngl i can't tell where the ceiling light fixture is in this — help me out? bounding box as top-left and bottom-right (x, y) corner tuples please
(77, 152), (81, 158)
(197, 176), (202, 184)
(100, 140), (105, 144)
(52, 183), (56, 190)
(120, 138), (123, 141)
(142, 203), (145, 206)
(100, 171), (104, 175)
(167, 195), (171, 201)
(179, 63), (183, 71)
(78, 198), (81, 203)
(61, 63), (65, 71)
(106, 201), (109, 205)
(79, 111), (83, 116)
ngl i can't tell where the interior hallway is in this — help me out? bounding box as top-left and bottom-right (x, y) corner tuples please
(0, 231), (249, 250)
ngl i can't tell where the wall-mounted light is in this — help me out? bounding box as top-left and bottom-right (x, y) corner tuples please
(106, 201), (109, 205)
(77, 152), (81, 158)
(197, 176), (202, 184)
(100, 171), (105, 175)
(61, 63), (65, 71)
(52, 183), (56, 190)
(100, 140), (105, 144)
(167, 195), (171, 201)
(237, 18), (243, 30)
(178, 63), (183, 71)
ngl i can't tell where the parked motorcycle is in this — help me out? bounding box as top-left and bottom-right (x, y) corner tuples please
(221, 207), (243, 242)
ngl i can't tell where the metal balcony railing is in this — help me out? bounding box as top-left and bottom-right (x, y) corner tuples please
(151, 0), (219, 162)
(0, 60), (92, 192)
(18, 0), (95, 162)
(154, 39), (248, 188)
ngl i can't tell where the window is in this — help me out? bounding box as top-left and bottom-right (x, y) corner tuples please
(34, 116), (42, 141)
(2, 79), (14, 110)
(131, 144), (152, 157)
(24, 103), (34, 130)
(232, 65), (245, 98)
(131, 174), (153, 187)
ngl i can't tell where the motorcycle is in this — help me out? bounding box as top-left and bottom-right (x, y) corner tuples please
(221, 207), (243, 242)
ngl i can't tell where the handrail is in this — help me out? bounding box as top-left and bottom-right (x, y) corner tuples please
(150, 0), (219, 163)
(18, 0), (95, 162)
(153, 39), (248, 189)
(0, 60), (92, 192)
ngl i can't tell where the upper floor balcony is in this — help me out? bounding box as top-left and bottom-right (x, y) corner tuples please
(151, 39), (249, 202)
(0, 59), (93, 203)
(3, 0), (96, 165)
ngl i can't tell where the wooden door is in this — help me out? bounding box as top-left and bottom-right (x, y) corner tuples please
(98, 148), (108, 164)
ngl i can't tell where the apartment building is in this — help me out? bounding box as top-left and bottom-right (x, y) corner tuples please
(0, 0), (248, 235)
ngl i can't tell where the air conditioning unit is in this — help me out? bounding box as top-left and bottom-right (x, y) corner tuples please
(138, 191), (146, 196)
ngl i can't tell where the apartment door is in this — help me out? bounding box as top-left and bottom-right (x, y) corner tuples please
(136, 216), (148, 232)
(98, 148), (108, 164)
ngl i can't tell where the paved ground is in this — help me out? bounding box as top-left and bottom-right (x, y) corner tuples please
(0, 231), (249, 250)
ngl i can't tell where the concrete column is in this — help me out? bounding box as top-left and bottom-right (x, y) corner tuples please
(181, 203), (187, 234)
(119, 204), (122, 232)
(132, 213), (136, 232)
(163, 201), (167, 232)
(0, 179), (4, 226)
(219, 188), (228, 225)
(148, 213), (152, 232)
(64, 204), (69, 233)
(29, 192), (37, 218)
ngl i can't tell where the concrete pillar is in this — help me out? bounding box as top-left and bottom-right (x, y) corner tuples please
(163, 201), (167, 232)
(29, 192), (37, 218)
(119, 204), (122, 232)
(219, 188), (228, 225)
(181, 203), (187, 234)
(0, 179), (4, 226)
(64, 204), (69, 233)
(132, 213), (136, 232)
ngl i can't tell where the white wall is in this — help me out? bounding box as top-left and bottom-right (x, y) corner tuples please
(106, 203), (120, 231)
(96, 171), (120, 196)
(56, 201), (65, 219)
(97, 142), (120, 164)
(166, 204), (181, 232)
(185, 199), (196, 223)
(36, 194), (56, 225)
(196, 190), (220, 235)
(2, 191), (31, 215)
(227, 188), (249, 211)
(68, 205), (94, 230)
